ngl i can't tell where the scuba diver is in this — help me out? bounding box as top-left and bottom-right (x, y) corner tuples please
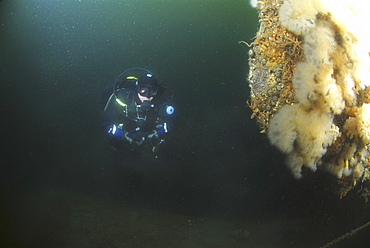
(102, 68), (176, 154)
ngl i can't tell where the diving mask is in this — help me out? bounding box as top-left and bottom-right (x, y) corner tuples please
(137, 86), (158, 98)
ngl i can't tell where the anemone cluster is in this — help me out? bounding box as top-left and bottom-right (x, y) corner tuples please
(247, 0), (370, 196)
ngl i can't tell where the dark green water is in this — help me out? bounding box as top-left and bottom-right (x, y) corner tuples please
(1, 0), (369, 247)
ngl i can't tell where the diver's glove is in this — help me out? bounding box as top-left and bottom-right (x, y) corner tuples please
(123, 132), (133, 143)
(124, 132), (142, 143)
(156, 123), (168, 135)
(107, 124), (124, 136)
(147, 130), (159, 140)
(148, 123), (168, 140)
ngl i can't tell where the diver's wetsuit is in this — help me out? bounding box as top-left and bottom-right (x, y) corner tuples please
(102, 80), (175, 151)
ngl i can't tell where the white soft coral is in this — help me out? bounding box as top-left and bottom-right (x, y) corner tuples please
(357, 103), (370, 144)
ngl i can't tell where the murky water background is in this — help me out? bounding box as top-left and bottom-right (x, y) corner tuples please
(1, 0), (369, 247)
